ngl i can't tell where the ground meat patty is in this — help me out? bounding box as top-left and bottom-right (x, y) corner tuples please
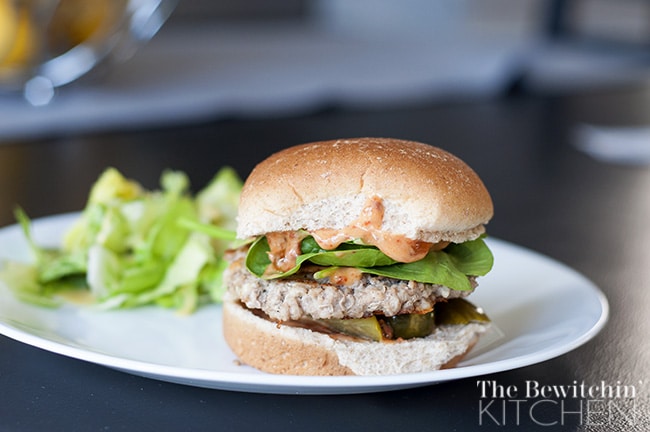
(223, 255), (477, 322)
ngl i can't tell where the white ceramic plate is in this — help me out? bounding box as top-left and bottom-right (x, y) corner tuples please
(0, 213), (609, 395)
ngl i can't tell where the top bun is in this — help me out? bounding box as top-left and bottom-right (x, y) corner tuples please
(237, 138), (493, 243)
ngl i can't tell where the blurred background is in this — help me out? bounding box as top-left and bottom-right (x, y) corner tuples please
(1, 0), (649, 140)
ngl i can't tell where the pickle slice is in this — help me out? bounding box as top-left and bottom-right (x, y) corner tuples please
(317, 298), (489, 341)
(320, 316), (384, 341)
(387, 311), (435, 339)
(435, 298), (490, 325)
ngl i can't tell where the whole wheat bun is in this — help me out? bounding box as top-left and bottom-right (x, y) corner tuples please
(236, 138), (493, 243)
(222, 296), (488, 376)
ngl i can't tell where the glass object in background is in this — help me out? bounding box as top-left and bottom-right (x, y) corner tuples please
(0, 0), (177, 106)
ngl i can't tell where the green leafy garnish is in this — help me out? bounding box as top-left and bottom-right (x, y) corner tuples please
(245, 234), (493, 291)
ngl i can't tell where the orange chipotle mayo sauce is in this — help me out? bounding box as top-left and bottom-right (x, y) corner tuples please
(263, 196), (449, 277)
(312, 196), (441, 263)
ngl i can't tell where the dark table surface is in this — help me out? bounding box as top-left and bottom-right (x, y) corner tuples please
(1, 84), (649, 431)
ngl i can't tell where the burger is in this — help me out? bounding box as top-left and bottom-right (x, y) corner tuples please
(222, 138), (494, 376)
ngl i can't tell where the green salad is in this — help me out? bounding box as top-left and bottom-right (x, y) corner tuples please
(0, 167), (242, 314)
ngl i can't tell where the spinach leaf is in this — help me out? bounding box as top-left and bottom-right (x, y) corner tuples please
(245, 234), (493, 291)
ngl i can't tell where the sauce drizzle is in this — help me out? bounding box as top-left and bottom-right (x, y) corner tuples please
(312, 196), (435, 263)
(264, 196), (447, 273)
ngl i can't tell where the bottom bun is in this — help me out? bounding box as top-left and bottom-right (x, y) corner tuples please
(222, 297), (489, 376)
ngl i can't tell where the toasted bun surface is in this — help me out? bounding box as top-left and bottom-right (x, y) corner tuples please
(236, 138), (493, 243)
(222, 296), (487, 376)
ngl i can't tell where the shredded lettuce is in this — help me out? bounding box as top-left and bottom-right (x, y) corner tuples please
(245, 234), (493, 291)
(0, 167), (242, 312)
(195, 167), (242, 256)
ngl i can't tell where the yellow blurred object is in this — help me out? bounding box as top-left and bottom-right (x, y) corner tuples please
(0, 0), (19, 62)
(0, 0), (175, 101)
(0, 0), (38, 71)
(0, 0), (129, 70)
(48, 0), (128, 55)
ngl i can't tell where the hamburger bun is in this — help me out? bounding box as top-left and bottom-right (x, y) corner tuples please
(237, 137), (493, 244)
